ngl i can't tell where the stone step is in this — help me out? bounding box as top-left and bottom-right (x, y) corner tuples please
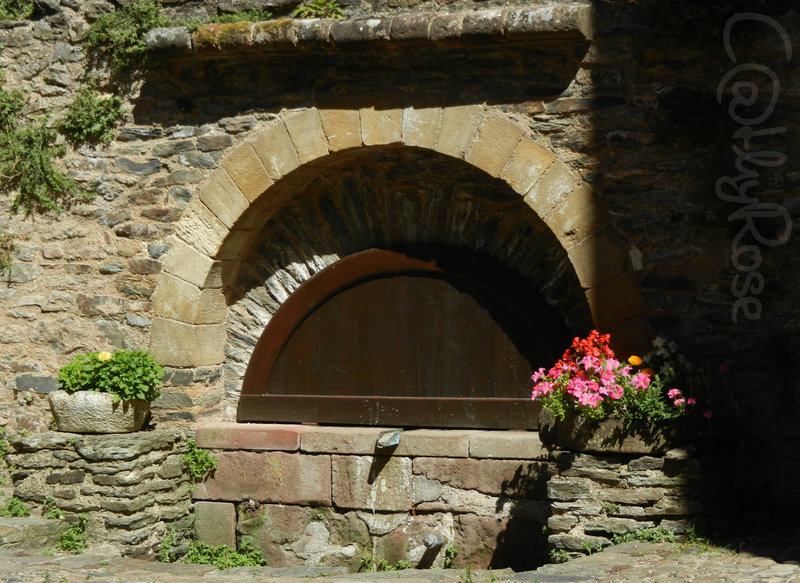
(0, 517), (69, 549)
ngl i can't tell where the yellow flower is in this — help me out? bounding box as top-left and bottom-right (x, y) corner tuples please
(628, 355), (643, 366)
(97, 351), (113, 362)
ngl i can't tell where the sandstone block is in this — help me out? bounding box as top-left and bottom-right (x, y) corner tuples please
(284, 108), (329, 163)
(238, 504), (309, 567)
(568, 229), (629, 289)
(524, 160), (578, 216)
(331, 455), (411, 512)
(149, 318), (227, 367)
(465, 113), (524, 177)
(252, 121), (301, 180)
(193, 451), (331, 505)
(599, 487), (665, 504)
(198, 172), (250, 229)
(394, 429), (470, 458)
(152, 273), (226, 325)
(542, 183), (607, 247)
(468, 431), (548, 460)
(301, 426), (391, 454)
(584, 517), (655, 536)
(499, 137), (554, 195)
(195, 423), (304, 452)
(585, 275), (644, 321)
(435, 104), (484, 159)
(194, 501), (236, 547)
(221, 144), (274, 203)
(160, 236), (218, 289)
(401, 106), (441, 149)
(174, 202), (229, 259)
(319, 108), (362, 151)
(360, 106), (402, 145)
(413, 457), (548, 497)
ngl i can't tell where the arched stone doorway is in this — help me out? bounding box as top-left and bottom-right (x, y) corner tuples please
(149, 105), (647, 426)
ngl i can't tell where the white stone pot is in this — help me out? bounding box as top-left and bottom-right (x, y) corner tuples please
(49, 390), (150, 433)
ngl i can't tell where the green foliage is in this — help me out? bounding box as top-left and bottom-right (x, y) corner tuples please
(443, 543), (459, 569)
(293, 0), (343, 20)
(84, 0), (171, 71)
(459, 566), (474, 583)
(42, 497), (63, 520)
(0, 88), (87, 216)
(612, 526), (677, 545)
(213, 9), (273, 23)
(600, 501), (620, 516)
(59, 514), (88, 554)
(0, 427), (13, 463)
(58, 85), (124, 144)
(549, 548), (570, 563)
(0, 497), (30, 517)
(358, 556), (411, 572)
(159, 525), (177, 562)
(0, 231), (16, 272)
(57, 349), (164, 403)
(183, 438), (217, 485)
(0, 0), (33, 20)
(183, 539), (267, 569)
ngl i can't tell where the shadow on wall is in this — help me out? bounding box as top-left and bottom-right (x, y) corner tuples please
(132, 38), (589, 125)
(588, 0), (800, 541)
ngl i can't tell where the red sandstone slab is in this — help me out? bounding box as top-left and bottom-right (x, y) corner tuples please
(469, 431), (549, 460)
(195, 423), (304, 451)
(192, 451), (331, 505)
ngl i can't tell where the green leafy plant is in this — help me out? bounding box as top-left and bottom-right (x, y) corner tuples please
(57, 349), (164, 403)
(601, 501), (620, 516)
(0, 0), (33, 20)
(42, 496), (63, 520)
(443, 543), (459, 569)
(0, 496), (30, 517)
(58, 85), (124, 144)
(183, 438), (217, 485)
(549, 548), (570, 563)
(159, 525), (177, 562)
(293, 0), (343, 20)
(183, 539), (266, 569)
(59, 514), (88, 554)
(0, 87), (87, 216)
(459, 565), (474, 583)
(0, 231), (16, 272)
(612, 526), (677, 544)
(213, 9), (272, 23)
(84, 0), (171, 71)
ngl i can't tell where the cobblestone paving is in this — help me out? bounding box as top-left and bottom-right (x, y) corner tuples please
(2, 536), (800, 583)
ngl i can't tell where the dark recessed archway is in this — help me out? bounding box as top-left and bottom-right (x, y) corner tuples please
(237, 245), (571, 429)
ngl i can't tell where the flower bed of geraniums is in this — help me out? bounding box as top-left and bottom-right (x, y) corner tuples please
(49, 349), (164, 434)
(532, 330), (709, 454)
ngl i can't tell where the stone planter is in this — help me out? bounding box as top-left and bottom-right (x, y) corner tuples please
(49, 390), (150, 433)
(538, 409), (689, 455)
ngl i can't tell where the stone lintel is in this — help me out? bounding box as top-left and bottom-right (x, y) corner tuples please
(147, 6), (592, 54)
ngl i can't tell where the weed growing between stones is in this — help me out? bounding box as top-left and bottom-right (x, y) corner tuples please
(293, 0), (343, 20)
(549, 548), (570, 564)
(183, 539), (266, 569)
(41, 497), (63, 520)
(183, 439), (217, 487)
(611, 526), (677, 544)
(159, 526), (177, 562)
(0, 0), (32, 20)
(0, 232), (16, 273)
(444, 543), (459, 568)
(358, 556), (412, 572)
(59, 514), (88, 554)
(84, 0), (171, 71)
(0, 496), (30, 517)
(58, 85), (124, 145)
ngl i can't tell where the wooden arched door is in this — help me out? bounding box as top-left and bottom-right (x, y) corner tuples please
(237, 246), (570, 429)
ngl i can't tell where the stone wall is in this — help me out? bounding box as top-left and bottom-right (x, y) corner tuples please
(188, 423), (700, 570)
(7, 430), (193, 557)
(0, 0), (799, 528)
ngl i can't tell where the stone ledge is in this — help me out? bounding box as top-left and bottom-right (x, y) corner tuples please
(145, 4), (592, 54)
(197, 423), (546, 459)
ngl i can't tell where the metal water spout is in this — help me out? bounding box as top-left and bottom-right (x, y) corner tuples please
(376, 429), (403, 449)
(423, 533), (445, 549)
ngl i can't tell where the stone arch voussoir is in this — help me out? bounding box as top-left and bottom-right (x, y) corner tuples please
(150, 106), (647, 368)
